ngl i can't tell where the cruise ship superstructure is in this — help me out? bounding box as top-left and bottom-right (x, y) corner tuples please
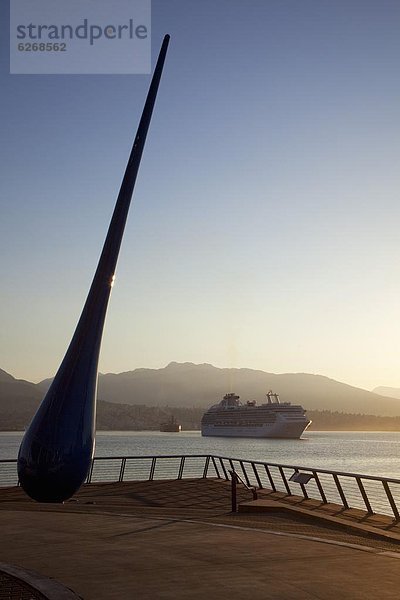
(201, 391), (311, 439)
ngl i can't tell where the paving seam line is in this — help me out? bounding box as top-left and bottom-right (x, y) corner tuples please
(3, 505), (399, 558)
(29, 507), (398, 557)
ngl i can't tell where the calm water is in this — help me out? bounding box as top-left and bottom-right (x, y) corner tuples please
(2, 431), (400, 479)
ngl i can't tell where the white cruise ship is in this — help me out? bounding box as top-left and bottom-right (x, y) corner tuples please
(201, 391), (311, 439)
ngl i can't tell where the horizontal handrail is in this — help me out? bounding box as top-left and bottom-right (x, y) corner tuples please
(210, 455), (400, 485)
(84, 454), (400, 485)
(92, 454), (210, 460)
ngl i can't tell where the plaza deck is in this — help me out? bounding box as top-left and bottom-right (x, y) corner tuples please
(1, 478), (400, 599)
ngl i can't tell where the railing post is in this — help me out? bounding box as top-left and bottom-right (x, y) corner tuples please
(219, 458), (228, 480)
(240, 461), (251, 487)
(313, 471), (327, 504)
(230, 470), (237, 513)
(203, 456), (210, 479)
(87, 458), (95, 484)
(149, 457), (156, 481)
(119, 458), (126, 483)
(252, 462), (263, 489)
(332, 473), (349, 509)
(382, 481), (400, 522)
(211, 456), (221, 479)
(356, 477), (373, 514)
(178, 456), (185, 480)
(264, 464), (276, 492)
(278, 466), (291, 495)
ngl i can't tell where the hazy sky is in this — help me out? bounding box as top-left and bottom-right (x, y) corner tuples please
(1, 0), (400, 390)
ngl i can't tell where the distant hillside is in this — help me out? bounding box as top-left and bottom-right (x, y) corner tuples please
(0, 369), (203, 430)
(0, 369), (43, 429)
(4, 365), (400, 430)
(372, 386), (400, 400)
(39, 362), (400, 416)
(0, 393), (203, 432)
(102, 363), (400, 416)
(3, 362), (400, 432)
(307, 410), (400, 432)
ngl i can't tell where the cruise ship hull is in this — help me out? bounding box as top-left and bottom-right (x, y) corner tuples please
(202, 420), (310, 439)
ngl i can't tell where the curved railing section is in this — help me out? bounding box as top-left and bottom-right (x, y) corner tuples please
(3, 453), (400, 521)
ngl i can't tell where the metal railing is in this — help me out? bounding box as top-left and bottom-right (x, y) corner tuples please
(2, 454), (400, 521)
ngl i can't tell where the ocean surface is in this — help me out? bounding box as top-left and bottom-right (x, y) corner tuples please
(2, 430), (400, 479)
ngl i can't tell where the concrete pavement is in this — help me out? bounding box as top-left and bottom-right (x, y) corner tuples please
(1, 480), (400, 599)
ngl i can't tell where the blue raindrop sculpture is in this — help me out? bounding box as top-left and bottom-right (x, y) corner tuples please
(17, 35), (170, 503)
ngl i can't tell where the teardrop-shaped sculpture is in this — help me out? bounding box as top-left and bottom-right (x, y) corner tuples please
(17, 35), (170, 503)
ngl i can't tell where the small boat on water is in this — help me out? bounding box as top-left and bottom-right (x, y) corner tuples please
(201, 391), (311, 439)
(160, 416), (182, 432)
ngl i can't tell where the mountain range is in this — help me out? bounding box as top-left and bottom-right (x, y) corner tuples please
(2, 362), (400, 431)
(372, 386), (400, 400)
(0, 367), (202, 431)
(37, 361), (400, 415)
